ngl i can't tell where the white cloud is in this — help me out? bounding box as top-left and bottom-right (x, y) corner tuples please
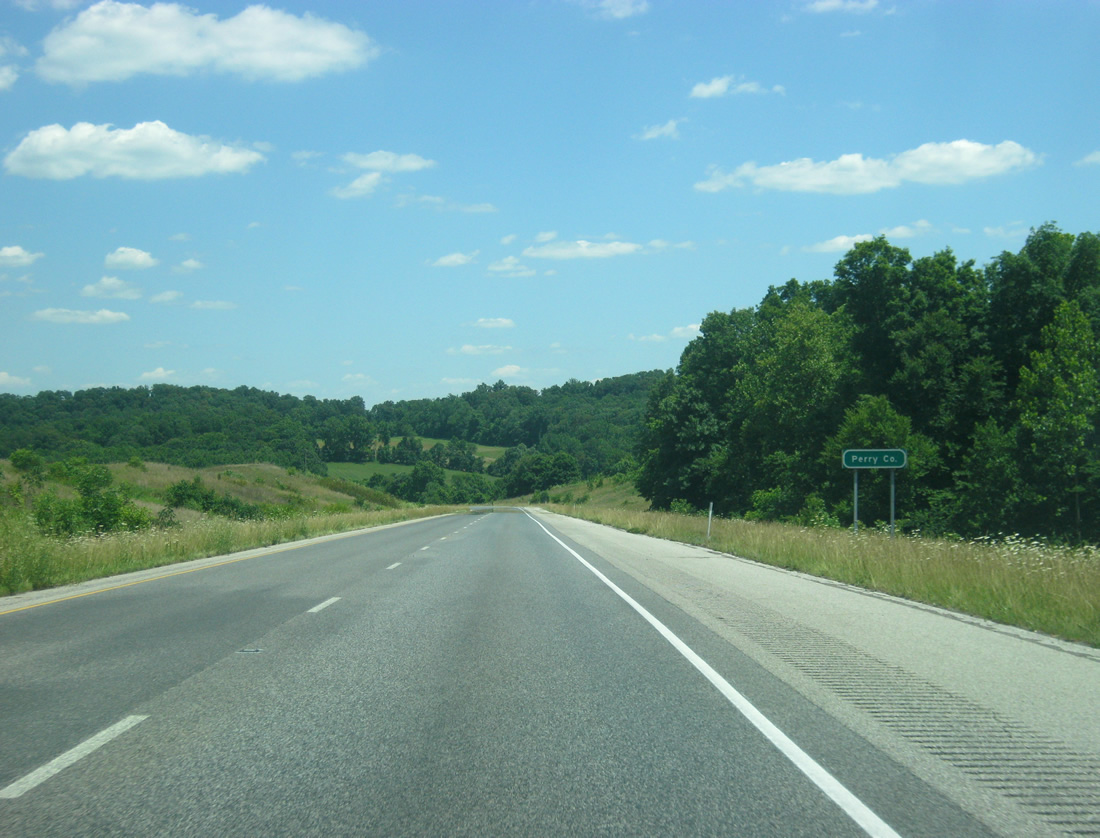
(447, 345), (512, 356)
(150, 290), (182, 304)
(190, 300), (236, 310)
(4, 121), (264, 180)
(105, 246), (158, 269)
(804, 234), (873, 253)
(577, 0), (649, 19)
(880, 219), (932, 238)
(0, 371), (31, 387)
(474, 318), (515, 329)
(638, 119), (683, 140)
(804, 0), (878, 11)
(0, 36), (27, 92)
(671, 324), (701, 339)
(332, 151), (435, 199)
(1076, 151), (1100, 166)
(690, 75), (784, 98)
(432, 250), (479, 267)
(523, 239), (642, 259)
(37, 1), (378, 84)
(488, 256), (535, 277)
(82, 276), (141, 299)
(330, 171), (382, 199)
(696, 139), (1040, 194)
(32, 307), (130, 324)
(492, 364), (524, 378)
(0, 245), (44, 267)
(500, 234), (517, 245)
(139, 367), (175, 381)
(173, 258), (204, 272)
(343, 151), (436, 172)
(534, 231), (558, 243)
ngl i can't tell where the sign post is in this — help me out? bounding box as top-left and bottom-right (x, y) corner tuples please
(842, 449), (907, 536)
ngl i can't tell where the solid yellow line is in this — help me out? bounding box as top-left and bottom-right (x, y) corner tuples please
(0, 528), (369, 618)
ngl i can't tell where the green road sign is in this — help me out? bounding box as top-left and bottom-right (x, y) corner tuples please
(842, 448), (907, 469)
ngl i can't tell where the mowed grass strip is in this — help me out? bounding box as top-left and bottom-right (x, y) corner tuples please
(543, 501), (1100, 649)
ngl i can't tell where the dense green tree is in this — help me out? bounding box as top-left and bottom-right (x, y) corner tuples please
(1017, 301), (1100, 539)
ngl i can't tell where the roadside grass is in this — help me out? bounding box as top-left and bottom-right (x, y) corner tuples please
(536, 489), (1100, 648)
(0, 458), (456, 596)
(0, 504), (462, 596)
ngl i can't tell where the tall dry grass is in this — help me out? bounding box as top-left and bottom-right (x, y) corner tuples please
(0, 506), (459, 596)
(549, 504), (1100, 648)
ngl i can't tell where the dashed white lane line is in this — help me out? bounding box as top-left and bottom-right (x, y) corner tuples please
(0, 715), (149, 799)
(307, 597), (340, 613)
(525, 512), (902, 838)
(386, 562), (402, 570)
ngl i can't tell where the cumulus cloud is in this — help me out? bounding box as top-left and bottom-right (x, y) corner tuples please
(81, 276), (141, 299)
(474, 318), (515, 329)
(638, 119), (683, 140)
(150, 290), (182, 304)
(432, 250), (479, 267)
(523, 240), (642, 259)
(696, 139), (1039, 194)
(0, 371), (31, 387)
(690, 75), (784, 98)
(32, 308), (130, 324)
(139, 367), (175, 381)
(4, 121), (264, 180)
(1076, 151), (1100, 166)
(105, 246), (158, 269)
(173, 258), (204, 273)
(492, 364), (524, 379)
(190, 300), (236, 310)
(37, 1), (378, 84)
(0, 245), (44, 267)
(804, 234), (873, 253)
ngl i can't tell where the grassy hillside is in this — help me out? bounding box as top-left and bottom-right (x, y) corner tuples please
(0, 458), (458, 596)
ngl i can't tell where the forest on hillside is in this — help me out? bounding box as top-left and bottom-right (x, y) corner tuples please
(638, 223), (1100, 542)
(0, 370), (661, 500)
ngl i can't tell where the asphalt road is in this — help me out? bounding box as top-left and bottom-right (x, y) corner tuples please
(0, 509), (1091, 836)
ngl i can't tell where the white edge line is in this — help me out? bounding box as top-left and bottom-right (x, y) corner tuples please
(524, 512), (902, 838)
(0, 715), (149, 799)
(307, 596), (341, 613)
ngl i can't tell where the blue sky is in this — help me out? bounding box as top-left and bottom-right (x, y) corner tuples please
(2, 0), (1098, 405)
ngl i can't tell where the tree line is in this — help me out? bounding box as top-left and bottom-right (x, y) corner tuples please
(637, 223), (1100, 542)
(0, 371), (661, 502)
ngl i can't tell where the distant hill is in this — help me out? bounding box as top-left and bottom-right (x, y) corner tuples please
(0, 371), (665, 485)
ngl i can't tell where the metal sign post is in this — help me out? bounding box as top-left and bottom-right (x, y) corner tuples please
(842, 449), (908, 536)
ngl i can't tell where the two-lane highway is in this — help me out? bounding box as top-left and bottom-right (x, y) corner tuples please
(0, 511), (1021, 834)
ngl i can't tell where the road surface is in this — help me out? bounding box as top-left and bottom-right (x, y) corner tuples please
(1, 509), (1096, 836)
